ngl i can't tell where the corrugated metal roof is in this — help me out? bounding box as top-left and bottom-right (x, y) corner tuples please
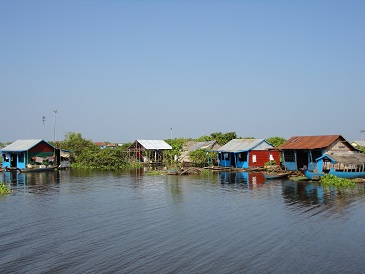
(278, 135), (342, 150)
(137, 140), (172, 150)
(216, 139), (271, 152)
(1, 139), (46, 152)
(187, 140), (219, 151)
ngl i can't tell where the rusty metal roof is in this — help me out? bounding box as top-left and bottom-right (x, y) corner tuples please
(278, 135), (342, 150)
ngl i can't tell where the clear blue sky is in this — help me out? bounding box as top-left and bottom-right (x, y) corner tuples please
(1, 0), (364, 143)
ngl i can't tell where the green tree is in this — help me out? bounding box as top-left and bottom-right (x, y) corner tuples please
(266, 136), (287, 148)
(210, 131), (237, 145)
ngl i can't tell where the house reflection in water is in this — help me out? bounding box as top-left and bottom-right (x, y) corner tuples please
(2, 170), (61, 191)
(219, 172), (265, 188)
(281, 180), (365, 208)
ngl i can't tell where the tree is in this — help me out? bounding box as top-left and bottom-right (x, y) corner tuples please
(188, 149), (217, 167)
(210, 132), (237, 145)
(266, 136), (286, 148)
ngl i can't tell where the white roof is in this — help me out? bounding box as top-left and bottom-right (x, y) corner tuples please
(1, 139), (48, 152)
(216, 139), (272, 152)
(352, 140), (365, 147)
(137, 140), (172, 150)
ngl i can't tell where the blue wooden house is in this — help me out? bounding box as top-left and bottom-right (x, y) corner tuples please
(215, 139), (280, 168)
(1, 139), (57, 170)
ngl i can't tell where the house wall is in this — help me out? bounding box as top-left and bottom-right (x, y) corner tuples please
(2, 152), (27, 169)
(219, 150), (279, 168)
(2, 141), (55, 169)
(326, 139), (355, 154)
(248, 150), (274, 167)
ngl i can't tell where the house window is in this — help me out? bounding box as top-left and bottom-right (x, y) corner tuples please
(224, 153), (229, 159)
(3, 154), (9, 162)
(311, 150), (322, 161)
(284, 151), (295, 162)
(239, 152), (247, 161)
(252, 155), (257, 163)
(18, 153), (24, 163)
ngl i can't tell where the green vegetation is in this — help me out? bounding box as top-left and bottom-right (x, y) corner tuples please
(320, 174), (356, 189)
(188, 149), (217, 167)
(55, 132), (129, 170)
(266, 136), (286, 148)
(358, 146), (365, 154)
(264, 160), (277, 166)
(197, 131), (238, 146)
(0, 183), (10, 195)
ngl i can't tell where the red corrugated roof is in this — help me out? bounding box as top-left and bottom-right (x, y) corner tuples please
(278, 135), (342, 150)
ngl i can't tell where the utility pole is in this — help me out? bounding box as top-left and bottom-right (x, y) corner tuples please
(42, 116), (46, 139)
(53, 110), (57, 143)
(53, 110), (57, 167)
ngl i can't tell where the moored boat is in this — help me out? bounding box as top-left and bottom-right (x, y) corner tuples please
(304, 153), (365, 180)
(263, 172), (290, 180)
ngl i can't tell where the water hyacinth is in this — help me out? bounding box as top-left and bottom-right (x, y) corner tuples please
(320, 174), (356, 189)
(0, 183), (11, 194)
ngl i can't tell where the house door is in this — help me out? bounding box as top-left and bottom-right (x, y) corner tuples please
(10, 153), (17, 168)
(231, 154), (236, 167)
(296, 150), (308, 170)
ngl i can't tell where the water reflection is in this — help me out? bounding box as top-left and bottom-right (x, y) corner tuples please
(2, 170), (61, 193)
(219, 171), (266, 188)
(282, 180), (365, 209)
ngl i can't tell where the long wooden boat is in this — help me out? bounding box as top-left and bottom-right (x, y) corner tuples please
(263, 172), (290, 180)
(304, 170), (365, 180)
(304, 153), (365, 180)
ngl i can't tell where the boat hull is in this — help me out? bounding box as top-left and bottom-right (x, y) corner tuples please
(263, 172), (290, 180)
(304, 170), (365, 180)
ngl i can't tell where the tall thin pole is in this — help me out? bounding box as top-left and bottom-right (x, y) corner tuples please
(53, 110), (57, 166)
(42, 116), (46, 139)
(53, 110), (57, 143)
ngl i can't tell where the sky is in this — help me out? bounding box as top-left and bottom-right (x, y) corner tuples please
(1, 0), (364, 143)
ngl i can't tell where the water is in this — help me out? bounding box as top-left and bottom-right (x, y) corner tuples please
(1, 170), (364, 273)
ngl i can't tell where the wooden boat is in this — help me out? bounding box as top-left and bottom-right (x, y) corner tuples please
(304, 153), (365, 180)
(166, 169), (179, 175)
(263, 172), (290, 180)
(304, 170), (365, 180)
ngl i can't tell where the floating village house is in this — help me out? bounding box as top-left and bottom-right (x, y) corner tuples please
(215, 139), (280, 168)
(1, 139), (59, 170)
(178, 140), (220, 166)
(94, 142), (118, 149)
(127, 140), (172, 164)
(278, 134), (364, 172)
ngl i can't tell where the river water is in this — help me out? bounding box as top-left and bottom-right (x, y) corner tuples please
(0, 169), (364, 274)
